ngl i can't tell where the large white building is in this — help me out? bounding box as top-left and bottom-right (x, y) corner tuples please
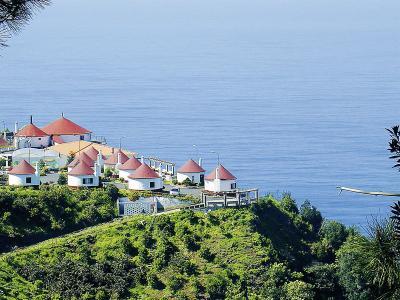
(42, 115), (92, 144)
(128, 163), (163, 191)
(68, 160), (100, 187)
(177, 159), (205, 184)
(8, 160), (40, 186)
(118, 156), (142, 181)
(14, 118), (51, 149)
(204, 164), (237, 193)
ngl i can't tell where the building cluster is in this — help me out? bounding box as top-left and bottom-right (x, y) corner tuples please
(3, 115), (238, 193)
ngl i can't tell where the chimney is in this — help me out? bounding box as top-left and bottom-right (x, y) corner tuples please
(30, 115), (33, 124)
(198, 158), (202, 167)
(112, 147), (115, 154)
(117, 152), (121, 165)
(158, 163), (163, 176)
(94, 162), (100, 177)
(35, 162), (39, 176)
(215, 165), (220, 180)
(97, 150), (103, 166)
(141, 156), (144, 164)
(14, 122), (18, 134)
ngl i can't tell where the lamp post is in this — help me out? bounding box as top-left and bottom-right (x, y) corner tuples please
(119, 136), (127, 150)
(210, 150), (220, 165)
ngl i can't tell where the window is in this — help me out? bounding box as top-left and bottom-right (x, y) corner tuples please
(83, 178), (94, 184)
(231, 183), (236, 189)
(192, 176), (195, 182)
(150, 181), (155, 188)
(26, 177), (32, 184)
(80, 135), (84, 140)
(38, 138), (41, 140)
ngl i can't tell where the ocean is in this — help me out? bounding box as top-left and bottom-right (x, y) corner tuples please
(1, 0), (400, 227)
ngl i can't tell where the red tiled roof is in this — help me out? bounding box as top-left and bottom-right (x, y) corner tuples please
(119, 156), (142, 170)
(0, 137), (8, 147)
(205, 164), (236, 181)
(104, 149), (129, 165)
(178, 159), (205, 173)
(15, 124), (48, 137)
(84, 146), (106, 161)
(128, 163), (160, 179)
(42, 116), (91, 135)
(8, 160), (36, 175)
(68, 160), (94, 176)
(52, 135), (65, 144)
(68, 152), (94, 168)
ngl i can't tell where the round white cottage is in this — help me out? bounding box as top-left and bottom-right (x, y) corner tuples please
(204, 164), (237, 193)
(128, 163), (163, 191)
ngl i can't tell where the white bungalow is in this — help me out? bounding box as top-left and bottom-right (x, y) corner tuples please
(8, 160), (40, 186)
(67, 152), (95, 172)
(84, 146), (105, 168)
(177, 159), (205, 184)
(118, 156), (142, 181)
(68, 160), (100, 187)
(204, 164), (237, 193)
(104, 149), (129, 171)
(14, 117), (51, 149)
(42, 115), (92, 144)
(128, 163), (163, 191)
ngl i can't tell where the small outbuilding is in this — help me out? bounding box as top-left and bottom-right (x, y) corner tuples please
(204, 164), (237, 193)
(14, 117), (51, 149)
(177, 159), (205, 184)
(104, 149), (129, 170)
(68, 160), (100, 187)
(128, 163), (163, 191)
(119, 156), (142, 181)
(8, 159), (40, 186)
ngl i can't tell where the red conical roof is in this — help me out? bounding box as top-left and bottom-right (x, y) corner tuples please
(68, 160), (94, 176)
(15, 124), (48, 137)
(104, 149), (129, 165)
(119, 156), (142, 171)
(84, 146), (105, 161)
(42, 116), (91, 135)
(8, 160), (36, 175)
(68, 152), (94, 167)
(128, 163), (160, 179)
(205, 164), (236, 180)
(52, 135), (65, 144)
(0, 137), (8, 147)
(178, 159), (205, 173)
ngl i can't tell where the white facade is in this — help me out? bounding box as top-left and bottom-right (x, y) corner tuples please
(9, 173), (40, 186)
(67, 174), (99, 187)
(15, 136), (51, 149)
(205, 179), (237, 193)
(128, 178), (163, 191)
(177, 172), (204, 184)
(119, 169), (135, 181)
(54, 133), (91, 143)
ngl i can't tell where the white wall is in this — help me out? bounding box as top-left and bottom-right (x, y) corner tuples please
(128, 177), (163, 190)
(9, 174), (40, 186)
(68, 174), (99, 187)
(119, 169), (135, 181)
(177, 172), (204, 184)
(15, 136), (51, 149)
(57, 133), (91, 143)
(205, 179), (236, 192)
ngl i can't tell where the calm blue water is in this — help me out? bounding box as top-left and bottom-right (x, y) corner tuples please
(1, 0), (400, 227)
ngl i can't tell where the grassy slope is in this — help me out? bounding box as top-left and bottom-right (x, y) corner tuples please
(0, 197), (314, 299)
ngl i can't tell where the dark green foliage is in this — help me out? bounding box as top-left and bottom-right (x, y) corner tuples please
(280, 192), (299, 214)
(57, 172), (67, 185)
(103, 168), (113, 178)
(205, 273), (227, 299)
(0, 185), (117, 252)
(300, 199), (323, 233)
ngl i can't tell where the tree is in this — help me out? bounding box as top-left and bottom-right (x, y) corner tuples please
(300, 200), (323, 233)
(0, 0), (50, 47)
(57, 172), (67, 185)
(66, 151), (75, 165)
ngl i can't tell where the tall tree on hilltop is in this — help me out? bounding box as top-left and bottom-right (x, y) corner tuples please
(0, 0), (50, 47)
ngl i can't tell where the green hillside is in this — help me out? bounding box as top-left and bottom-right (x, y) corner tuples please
(0, 194), (350, 299)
